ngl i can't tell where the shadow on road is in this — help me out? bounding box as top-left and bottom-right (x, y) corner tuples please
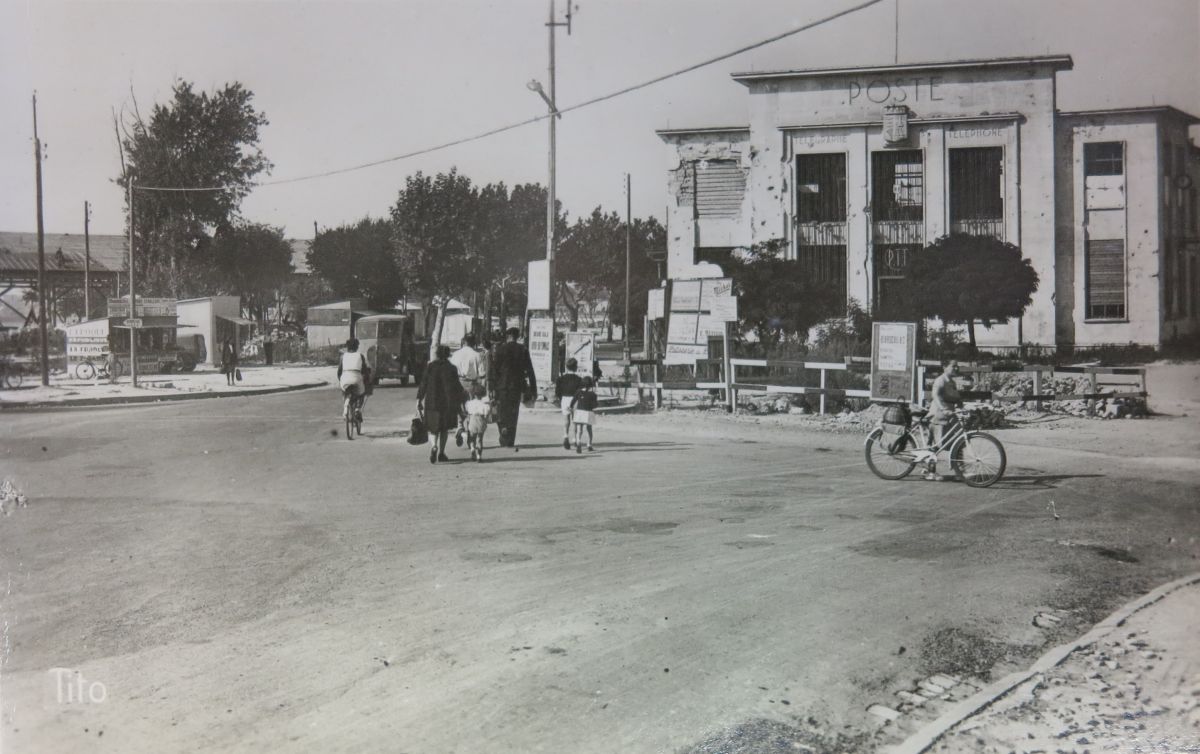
(987, 473), (1105, 489)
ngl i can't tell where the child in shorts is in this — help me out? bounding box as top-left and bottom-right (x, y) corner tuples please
(554, 357), (583, 450)
(570, 375), (599, 453)
(464, 383), (491, 462)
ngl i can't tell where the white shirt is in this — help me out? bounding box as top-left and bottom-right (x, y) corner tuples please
(465, 397), (491, 417)
(340, 351), (367, 373)
(450, 345), (485, 382)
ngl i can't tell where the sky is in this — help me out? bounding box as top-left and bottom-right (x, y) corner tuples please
(1, 0), (1197, 241)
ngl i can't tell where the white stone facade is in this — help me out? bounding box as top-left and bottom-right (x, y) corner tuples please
(658, 56), (1200, 348)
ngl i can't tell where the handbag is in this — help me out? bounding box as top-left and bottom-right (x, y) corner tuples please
(407, 416), (428, 445)
(235, 368), (243, 381)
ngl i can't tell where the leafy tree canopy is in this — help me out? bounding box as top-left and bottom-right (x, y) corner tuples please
(210, 222), (294, 322)
(725, 239), (842, 347)
(117, 80), (271, 296)
(891, 233), (1039, 350)
(308, 218), (403, 310)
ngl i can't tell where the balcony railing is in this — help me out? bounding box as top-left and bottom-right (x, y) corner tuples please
(950, 218), (1004, 239)
(795, 221), (847, 247)
(872, 220), (924, 246)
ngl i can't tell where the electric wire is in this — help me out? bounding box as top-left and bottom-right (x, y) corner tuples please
(133, 0), (886, 194)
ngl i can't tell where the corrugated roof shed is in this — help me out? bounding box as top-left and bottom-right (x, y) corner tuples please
(0, 231), (127, 274)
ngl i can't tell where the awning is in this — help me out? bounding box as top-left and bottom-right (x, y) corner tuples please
(218, 315), (255, 327)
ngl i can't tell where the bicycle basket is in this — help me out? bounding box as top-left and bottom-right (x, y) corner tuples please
(881, 404), (911, 429)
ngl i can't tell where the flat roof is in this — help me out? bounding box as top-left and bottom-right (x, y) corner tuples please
(1059, 106), (1200, 124)
(731, 55), (1074, 85)
(655, 126), (750, 138)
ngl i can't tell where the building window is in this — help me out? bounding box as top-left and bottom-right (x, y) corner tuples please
(871, 150), (924, 221)
(1085, 238), (1125, 320)
(949, 147), (1004, 238)
(679, 159), (746, 219)
(1084, 142), (1124, 177)
(694, 246), (734, 268)
(796, 153), (847, 223)
(797, 245), (847, 316)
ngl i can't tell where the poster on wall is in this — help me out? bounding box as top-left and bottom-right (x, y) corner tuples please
(663, 277), (737, 365)
(528, 316), (554, 388)
(564, 331), (595, 370)
(870, 322), (917, 402)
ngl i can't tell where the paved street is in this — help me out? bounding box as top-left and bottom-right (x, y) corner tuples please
(1, 385), (1198, 753)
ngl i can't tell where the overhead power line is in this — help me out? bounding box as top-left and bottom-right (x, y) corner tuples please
(134, 0), (886, 193)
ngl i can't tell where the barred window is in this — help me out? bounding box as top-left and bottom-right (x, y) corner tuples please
(796, 153), (847, 223)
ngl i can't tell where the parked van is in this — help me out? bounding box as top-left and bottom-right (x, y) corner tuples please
(353, 313), (426, 385)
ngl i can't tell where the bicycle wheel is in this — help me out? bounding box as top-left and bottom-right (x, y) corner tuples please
(864, 427), (917, 480)
(76, 361), (96, 380)
(8, 368), (22, 389)
(950, 432), (1007, 487)
(110, 360), (124, 380)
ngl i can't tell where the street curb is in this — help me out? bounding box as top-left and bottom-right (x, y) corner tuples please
(885, 571), (1200, 754)
(0, 380), (330, 411)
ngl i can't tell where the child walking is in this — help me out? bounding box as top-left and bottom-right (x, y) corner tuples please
(570, 375), (599, 453)
(463, 383), (491, 462)
(554, 357), (584, 450)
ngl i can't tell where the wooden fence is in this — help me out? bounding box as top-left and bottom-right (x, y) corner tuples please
(598, 355), (1149, 417)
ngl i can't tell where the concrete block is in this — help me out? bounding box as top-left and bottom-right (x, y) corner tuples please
(867, 703), (902, 722)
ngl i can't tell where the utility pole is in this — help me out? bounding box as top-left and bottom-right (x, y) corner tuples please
(624, 173), (632, 363)
(128, 182), (138, 387)
(530, 0), (573, 320)
(32, 94), (49, 386)
(84, 201), (91, 320)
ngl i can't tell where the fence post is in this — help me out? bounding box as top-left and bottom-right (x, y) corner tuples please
(1032, 368), (1043, 410)
(654, 361), (662, 410)
(1087, 369), (1098, 417)
(819, 367), (827, 415)
(723, 322), (734, 413)
(917, 365), (926, 406)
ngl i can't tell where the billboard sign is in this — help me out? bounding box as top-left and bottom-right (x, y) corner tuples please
(870, 322), (917, 402)
(528, 316), (554, 388)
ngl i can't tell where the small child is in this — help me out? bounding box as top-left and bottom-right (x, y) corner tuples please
(570, 375), (599, 453)
(555, 358), (584, 449)
(463, 383), (491, 462)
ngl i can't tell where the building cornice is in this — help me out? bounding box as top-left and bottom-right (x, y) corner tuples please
(732, 55), (1074, 86)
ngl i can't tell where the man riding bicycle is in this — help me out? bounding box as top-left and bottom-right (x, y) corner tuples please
(337, 338), (371, 419)
(925, 360), (962, 481)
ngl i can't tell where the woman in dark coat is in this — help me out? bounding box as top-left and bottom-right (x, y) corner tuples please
(417, 344), (465, 464)
(220, 338), (238, 386)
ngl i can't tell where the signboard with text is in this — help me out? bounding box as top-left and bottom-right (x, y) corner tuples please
(527, 316), (554, 389)
(107, 297), (176, 318)
(663, 277), (737, 365)
(527, 260), (550, 311)
(564, 331), (594, 370)
(870, 322), (917, 402)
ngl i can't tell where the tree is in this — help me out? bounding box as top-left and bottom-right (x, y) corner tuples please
(557, 208), (664, 339)
(391, 170), (490, 357)
(307, 218), (404, 310)
(725, 238), (842, 347)
(210, 222), (294, 325)
(117, 80), (271, 297)
(281, 275), (335, 328)
(892, 234), (1039, 353)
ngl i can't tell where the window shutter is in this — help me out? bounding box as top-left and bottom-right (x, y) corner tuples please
(1086, 239), (1125, 317)
(694, 160), (746, 218)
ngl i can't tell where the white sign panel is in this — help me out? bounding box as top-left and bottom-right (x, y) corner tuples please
(671, 280), (702, 311)
(876, 323), (911, 372)
(871, 321), (917, 402)
(527, 260), (550, 311)
(647, 288), (665, 320)
(664, 342), (708, 364)
(564, 331), (594, 369)
(528, 316), (554, 388)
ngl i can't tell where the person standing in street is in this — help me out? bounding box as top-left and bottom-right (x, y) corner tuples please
(490, 327), (537, 449)
(450, 333), (487, 446)
(926, 360), (963, 481)
(554, 357), (583, 449)
(417, 344), (466, 464)
(221, 337), (237, 386)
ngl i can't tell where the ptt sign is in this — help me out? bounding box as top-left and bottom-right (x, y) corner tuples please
(847, 77), (944, 106)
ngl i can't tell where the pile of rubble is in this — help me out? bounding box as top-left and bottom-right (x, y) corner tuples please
(0, 479), (29, 517)
(986, 373), (1149, 420)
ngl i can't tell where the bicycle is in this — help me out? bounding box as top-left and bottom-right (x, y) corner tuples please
(75, 354), (124, 381)
(342, 386), (364, 440)
(0, 358), (23, 389)
(864, 405), (1007, 487)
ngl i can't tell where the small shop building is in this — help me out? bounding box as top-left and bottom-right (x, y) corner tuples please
(657, 55), (1200, 349)
(176, 296), (252, 368)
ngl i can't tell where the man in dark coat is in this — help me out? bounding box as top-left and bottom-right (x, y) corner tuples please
(417, 344), (465, 464)
(490, 327), (537, 448)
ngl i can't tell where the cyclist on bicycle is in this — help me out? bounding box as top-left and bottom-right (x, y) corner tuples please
(337, 338), (371, 419)
(925, 360), (963, 481)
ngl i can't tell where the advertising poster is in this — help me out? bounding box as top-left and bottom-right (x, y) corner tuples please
(870, 322), (917, 402)
(528, 316), (554, 388)
(564, 331), (595, 370)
